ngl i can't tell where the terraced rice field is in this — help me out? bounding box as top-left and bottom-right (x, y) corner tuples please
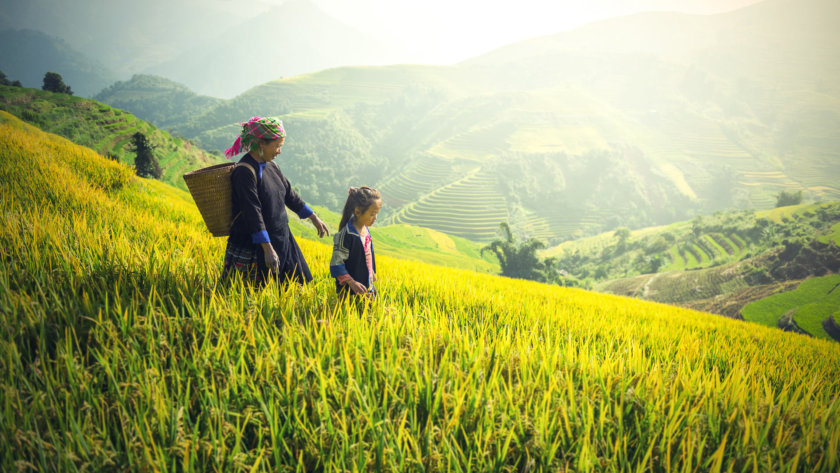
(537, 205), (615, 240)
(379, 158), (458, 207)
(739, 170), (802, 209)
(518, 213), (554, 242)
(635, 264), (752, 304)
(429, 122), (511, 162)
(646, 111), (815, 210)
(742, 275), (840, 340)
(791, 157), (840, 197)
(390, 168), (508, 241)
(664, 232), (753, 271)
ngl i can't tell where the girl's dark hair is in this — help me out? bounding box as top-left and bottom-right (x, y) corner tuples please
(339, 186), (381, 230)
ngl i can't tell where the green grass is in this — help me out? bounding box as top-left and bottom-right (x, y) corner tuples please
(742, 275), (840, 339)
(818, 221), (840, 245)
(666, 246), (688, 271)
(3, 110), (840, 472)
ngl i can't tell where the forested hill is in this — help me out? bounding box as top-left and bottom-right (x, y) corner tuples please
(95, 0), (840, 245)
(94, 75), (224, 131)
(0, 84), (221, 191)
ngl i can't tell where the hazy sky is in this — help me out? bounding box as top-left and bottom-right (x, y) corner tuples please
(261, 0), (765, 64)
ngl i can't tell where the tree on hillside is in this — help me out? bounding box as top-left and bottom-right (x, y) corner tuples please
(0, 70), (22, 87)
(42, 72), (73, 95)
(130, 132), (162, 179)
(482, 222), (549, 281)
(614, 227), (631, 253)
(775, 190), (803, 208)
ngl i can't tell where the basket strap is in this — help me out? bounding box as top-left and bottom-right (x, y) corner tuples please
(234, 161), (258, 180)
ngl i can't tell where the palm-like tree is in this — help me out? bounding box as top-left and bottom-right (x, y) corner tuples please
(482, 222), (548, 281)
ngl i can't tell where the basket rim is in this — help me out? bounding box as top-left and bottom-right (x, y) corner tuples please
(183, 162), (234, 178)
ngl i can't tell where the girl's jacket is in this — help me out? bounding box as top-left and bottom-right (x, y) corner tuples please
(329, 219), (376, 295)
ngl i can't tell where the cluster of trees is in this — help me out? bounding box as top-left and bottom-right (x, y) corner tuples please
(0, 69), (76, 95)
(776, 190), (803, 207)
(42, 72), (73, 95)
(482, 223), (584, 288)
(0, 70), (23, 87)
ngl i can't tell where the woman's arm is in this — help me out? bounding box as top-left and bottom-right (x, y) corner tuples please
(277, 167), (329, 237)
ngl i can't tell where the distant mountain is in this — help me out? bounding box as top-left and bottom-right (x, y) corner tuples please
(1, 0), (412, 98)
(94, 75), (223, 131)
(0, 0), (260, 78)
(144, 0), (408, 98)
(0, 29), (117, 97)
(66, 0), (840, 245)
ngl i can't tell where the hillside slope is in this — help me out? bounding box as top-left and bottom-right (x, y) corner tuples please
(94, 74), (224, 130)
(545, 202), (840, 338)
(2, 111), (840, 471)
(0, 85), (222, 191)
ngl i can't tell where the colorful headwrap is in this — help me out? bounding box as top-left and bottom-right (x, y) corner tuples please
(224, 116), (286, 158)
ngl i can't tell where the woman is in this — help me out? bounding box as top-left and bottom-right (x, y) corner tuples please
(221, 116), (329, 285)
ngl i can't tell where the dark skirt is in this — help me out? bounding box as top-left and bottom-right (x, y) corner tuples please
(222, 232), (312, 286)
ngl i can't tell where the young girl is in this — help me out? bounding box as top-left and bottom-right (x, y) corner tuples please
(330, 186), (382, 298)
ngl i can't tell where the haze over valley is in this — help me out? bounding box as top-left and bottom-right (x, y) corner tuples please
(2, 0), (838, 245)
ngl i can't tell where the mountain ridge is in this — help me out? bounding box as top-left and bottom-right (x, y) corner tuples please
(0, 29), (117, 97)
(144, 0), (410, 98)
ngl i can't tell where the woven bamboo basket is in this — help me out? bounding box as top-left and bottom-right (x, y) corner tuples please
(183, 163), (236, 237)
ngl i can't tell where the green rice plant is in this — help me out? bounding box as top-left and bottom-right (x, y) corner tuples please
(742, 275), (840, 339)
(2, 112), (840, 472)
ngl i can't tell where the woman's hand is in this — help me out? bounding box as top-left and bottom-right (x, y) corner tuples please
(349, 280), (368, 295)
(261, 242), (279, 273)
(308, 214), (329, 238)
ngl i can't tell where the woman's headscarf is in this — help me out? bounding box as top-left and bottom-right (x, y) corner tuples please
(224, 116), (286, 158)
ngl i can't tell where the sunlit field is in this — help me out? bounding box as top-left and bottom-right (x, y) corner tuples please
(2, 112), (839, 471)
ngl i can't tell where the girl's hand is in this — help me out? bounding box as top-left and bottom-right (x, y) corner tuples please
(349, 280), (368, 295)
(308, 214), (329, 238)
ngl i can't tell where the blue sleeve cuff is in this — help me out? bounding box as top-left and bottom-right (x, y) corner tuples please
(296, 204), (314, 220)
(330, 264), (348, 277)
(251, 230), (270, 244)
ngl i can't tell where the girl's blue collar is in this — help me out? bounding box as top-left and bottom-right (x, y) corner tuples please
(347, 218), (359, 236)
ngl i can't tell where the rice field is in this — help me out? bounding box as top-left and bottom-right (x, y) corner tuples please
(390, 168), (508, 242)
(2, 112), (840, 472)
(741, 275), (840, 340)
(379, 158), (458, 207)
